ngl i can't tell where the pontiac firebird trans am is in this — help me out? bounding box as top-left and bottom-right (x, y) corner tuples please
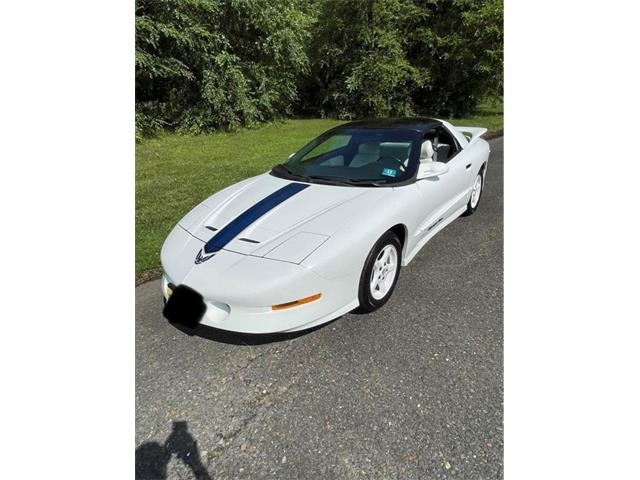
(161, 118), (490, 334)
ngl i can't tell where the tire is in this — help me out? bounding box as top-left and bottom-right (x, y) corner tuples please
(461, 168), (485, 217)
(356, 231), (402, 313)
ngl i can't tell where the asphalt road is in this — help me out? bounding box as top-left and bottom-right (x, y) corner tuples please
(136, 137), (503, 480)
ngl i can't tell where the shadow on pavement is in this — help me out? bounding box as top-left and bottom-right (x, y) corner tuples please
(170, 317), (340, 345)
(135, 421), (212, 480)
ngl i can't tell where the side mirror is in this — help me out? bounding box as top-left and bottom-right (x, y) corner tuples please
(288, 153), (295, 160)
(417, 161), (449, 179)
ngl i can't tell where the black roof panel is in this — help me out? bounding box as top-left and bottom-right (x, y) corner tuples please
(333, 117), (442, 133)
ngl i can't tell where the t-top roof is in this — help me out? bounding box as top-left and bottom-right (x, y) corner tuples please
(334, 117), (442, 133)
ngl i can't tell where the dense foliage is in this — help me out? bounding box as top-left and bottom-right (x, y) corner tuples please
(136, 0), (502, 137)
(135, 0), (311, 137)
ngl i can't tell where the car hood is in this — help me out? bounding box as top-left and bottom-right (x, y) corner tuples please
(178, 173), (391, 262)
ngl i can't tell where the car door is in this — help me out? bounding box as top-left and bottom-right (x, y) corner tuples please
(441, 144), (474, 213)
(413, 128), (468, 234)
(413, 162), (459, 239)
(442, 125), (480, 211)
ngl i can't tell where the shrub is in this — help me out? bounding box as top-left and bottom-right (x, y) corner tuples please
(135, 0), (503, 136)
(135, 0), (312, 135)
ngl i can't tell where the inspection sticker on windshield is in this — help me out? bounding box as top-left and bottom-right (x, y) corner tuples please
(382, 168), (397, 177)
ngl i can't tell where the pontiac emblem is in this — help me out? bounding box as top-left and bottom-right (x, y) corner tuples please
(194, 249), (215, 264)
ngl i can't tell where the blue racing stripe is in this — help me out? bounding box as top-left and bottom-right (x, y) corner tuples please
(203, 182), (309, 255)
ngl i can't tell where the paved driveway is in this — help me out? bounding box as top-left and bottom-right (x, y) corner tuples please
(136, 137), (503, 480)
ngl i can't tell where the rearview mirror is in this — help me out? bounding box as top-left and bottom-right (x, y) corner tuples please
(417, 161), (449, 179)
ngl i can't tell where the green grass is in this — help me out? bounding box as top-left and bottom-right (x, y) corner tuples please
(136, 119), (344, 274)
(451, 100), (503, 131)
(136, 110), (502, 277)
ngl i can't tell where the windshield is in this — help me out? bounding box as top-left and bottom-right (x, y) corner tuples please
(271, 128), (421, 186)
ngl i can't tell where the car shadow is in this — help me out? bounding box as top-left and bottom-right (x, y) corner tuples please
(170, 316), (341, 345)
(135, 421), (212, 480)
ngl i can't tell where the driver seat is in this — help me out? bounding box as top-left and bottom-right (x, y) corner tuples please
(420, 140), (435, 162)
(350, 142), (380, 168)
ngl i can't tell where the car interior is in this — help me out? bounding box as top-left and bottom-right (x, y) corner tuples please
(419, 139), (435, 162)
(422, 127), (459, 163)
(311, 128), (458, 171)
(312, 140), (413, 170)
(284, 126), (462, 182)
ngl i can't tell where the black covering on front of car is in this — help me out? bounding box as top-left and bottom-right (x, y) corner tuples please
(163, 285), (206, 328)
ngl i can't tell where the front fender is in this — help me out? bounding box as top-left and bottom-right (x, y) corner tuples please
(303, 191), (407, 280)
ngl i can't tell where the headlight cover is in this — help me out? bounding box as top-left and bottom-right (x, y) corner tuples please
(263, 232), (329, 264)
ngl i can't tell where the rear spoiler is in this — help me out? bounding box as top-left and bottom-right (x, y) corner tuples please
(455, 126), (488, 146)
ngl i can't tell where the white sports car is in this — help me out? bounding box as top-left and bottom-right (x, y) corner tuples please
(161, 118), (490, 334)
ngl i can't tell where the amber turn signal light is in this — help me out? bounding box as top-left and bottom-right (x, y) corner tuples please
(272, 293), (321, 311)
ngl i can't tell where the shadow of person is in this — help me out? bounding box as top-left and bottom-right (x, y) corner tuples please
(165, 421), (212, 480)
(135, 421), (212, 480)
(135, 441), (170, 480)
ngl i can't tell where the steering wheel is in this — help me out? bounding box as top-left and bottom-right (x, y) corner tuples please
(377, 155), (406, 172)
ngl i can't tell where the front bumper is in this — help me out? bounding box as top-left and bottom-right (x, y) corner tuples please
(161, 252), (359, 334)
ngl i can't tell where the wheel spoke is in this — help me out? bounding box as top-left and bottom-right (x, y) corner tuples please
(369, 244), (399, 300)
(470, 174), (482, 208)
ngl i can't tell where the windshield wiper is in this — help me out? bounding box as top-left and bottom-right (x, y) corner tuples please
(272, 167), (388, 187)
(348, 178), (390, 186)
(271, 164), (311, 182)
(306, 175), (357, 186)
(308, 175), (388, 187)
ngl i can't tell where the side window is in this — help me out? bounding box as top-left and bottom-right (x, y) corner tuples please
(433, 127), (460, 163)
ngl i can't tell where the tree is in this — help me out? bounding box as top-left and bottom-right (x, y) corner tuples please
(301, 0), (424, 118)
(406, 0), (503, 116)
(135, 0), (312, 137)
(135, 0), (503, 137)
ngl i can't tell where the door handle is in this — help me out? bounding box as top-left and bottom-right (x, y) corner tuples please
(465, 163), (472, 170)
